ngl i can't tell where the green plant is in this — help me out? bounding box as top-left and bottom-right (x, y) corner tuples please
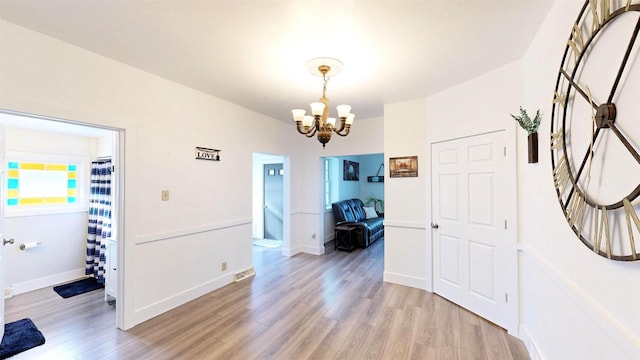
(510, 107), (541, 134)
(365, 194), (384, 213)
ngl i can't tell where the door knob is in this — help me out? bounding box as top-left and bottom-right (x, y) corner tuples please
(431, 223), (439, 229)
(3, 238), (14, 246)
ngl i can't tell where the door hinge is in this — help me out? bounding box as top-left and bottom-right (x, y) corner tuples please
(505, 293), (509, 303)
(504, 219), (507, 229)
(504, 146), (507, 157)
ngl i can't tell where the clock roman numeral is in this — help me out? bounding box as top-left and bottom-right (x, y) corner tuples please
(589, 0), (611, 34)
(551, 128), (564, 150)
(553, 154), (571, 195)
(568, 23), (585, 64)
(623, 198), (639, 260)
(553, 91), (567, 107)
(566, 188), (586, 235)
(594, 206), (612, 259)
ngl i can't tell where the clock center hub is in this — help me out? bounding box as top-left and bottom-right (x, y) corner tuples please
(595, 103), (616, 129)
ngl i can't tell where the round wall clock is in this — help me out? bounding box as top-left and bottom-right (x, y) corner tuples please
(550, 0), (640, 261)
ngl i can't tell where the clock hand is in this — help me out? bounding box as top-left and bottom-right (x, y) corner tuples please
(560, 69), (598, 109)
(608, 122), (640, 165)
(562, 87), (599, 211)
(573, 127), (602, 186)
(608, 16), (640, 103)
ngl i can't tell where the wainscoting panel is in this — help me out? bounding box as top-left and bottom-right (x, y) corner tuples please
(519, 247), (640, 359)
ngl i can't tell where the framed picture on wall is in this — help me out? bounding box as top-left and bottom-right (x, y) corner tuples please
(389, 156), (418, 177)
(343, 160), (359, 181)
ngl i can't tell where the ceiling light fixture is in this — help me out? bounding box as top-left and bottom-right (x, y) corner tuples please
(291, 57), (355, 148)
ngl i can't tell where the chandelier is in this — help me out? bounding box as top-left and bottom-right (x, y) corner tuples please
(291, 57), (355, 148)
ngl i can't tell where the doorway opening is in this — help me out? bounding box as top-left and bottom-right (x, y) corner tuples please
(251, 152), (290, 257)
(0, 109), (125, 329)
(321, 153), (384, 250)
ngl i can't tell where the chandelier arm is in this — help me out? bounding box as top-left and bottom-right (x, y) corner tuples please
(333, 118), (347, 133)
(335, 125), (351, 137)
(295, 122), (316, 136)
(305, 126), (318, 138)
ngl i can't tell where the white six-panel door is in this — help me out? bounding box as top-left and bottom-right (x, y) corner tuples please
(432, 130), (516, 331)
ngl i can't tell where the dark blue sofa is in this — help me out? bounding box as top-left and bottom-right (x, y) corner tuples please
(331, 198), (384, 248)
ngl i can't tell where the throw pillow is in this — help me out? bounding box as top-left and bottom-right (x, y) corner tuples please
(363, 206), (378, 219)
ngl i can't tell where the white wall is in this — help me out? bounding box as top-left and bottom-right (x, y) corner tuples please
(3, 128), (97, 294)
(383, 1), (640, 358)
(518, 1), (640, 358)
(383, 98), (430, 290)
(0, 20), (306, 329)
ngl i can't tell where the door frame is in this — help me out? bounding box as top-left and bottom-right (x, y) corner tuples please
(252, 152), (291, 256)
(429, 129), (519, 335)
(0, 109), (126, 330)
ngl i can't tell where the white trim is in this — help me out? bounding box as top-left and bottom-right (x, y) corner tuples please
(5, 208), (88, 218)
(134, 272), (235, 326)
(383, 220), (426, 229)
(292, 208), (320, 216)
(281, 246), (296, 257)
(135, 217), (252, 244)
(383, 271), (428, 290)
(9, 268), (85, 295)
(519, 324), (543, 360)
(300, 245), (324, 255)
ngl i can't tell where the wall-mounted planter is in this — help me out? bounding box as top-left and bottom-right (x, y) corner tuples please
(528, 132), (538, 163)
(511, 107), (541, 164)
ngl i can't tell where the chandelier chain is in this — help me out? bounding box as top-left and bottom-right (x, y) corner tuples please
(322, 74), (329, 99)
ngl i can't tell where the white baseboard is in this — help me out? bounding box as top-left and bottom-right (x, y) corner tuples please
(519, 324), (542, 360)
(300, 245), (324, 255)
(9, 268), (86, 296)
(383, 271), (427, 290)
(282, 246), (300, 257)
(134, 272), (234, 326)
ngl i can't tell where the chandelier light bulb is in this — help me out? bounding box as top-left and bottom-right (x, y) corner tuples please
(310, 102), (325, 116)
(346, 113), (355, 125)
(327, 117), (337, 127)
(336, 105), (351, 118)
(291, 109), (306, 122)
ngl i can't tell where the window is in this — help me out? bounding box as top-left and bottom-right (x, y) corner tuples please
(5, 158), (86, 216)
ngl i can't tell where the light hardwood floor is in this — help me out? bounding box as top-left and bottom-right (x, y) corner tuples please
(5, 239), (530, 359)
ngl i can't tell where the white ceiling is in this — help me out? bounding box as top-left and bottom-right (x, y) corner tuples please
(0, 0), (555, 124)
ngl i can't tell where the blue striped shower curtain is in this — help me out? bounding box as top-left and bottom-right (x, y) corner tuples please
(85, 160), (112, 283)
